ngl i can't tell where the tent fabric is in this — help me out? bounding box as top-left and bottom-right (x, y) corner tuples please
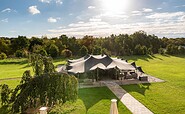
(67, 54), (136, 74)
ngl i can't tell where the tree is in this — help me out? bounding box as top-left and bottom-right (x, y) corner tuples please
(80, 45), (88, 56)
(48, 44), (59, 58)
(0, 52), (7, 59)
(92, 45), (102, 55)
(61, 49), (72, 58)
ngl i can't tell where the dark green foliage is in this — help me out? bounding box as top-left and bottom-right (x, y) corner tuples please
(61, 49), (72, 58)
(11, 36), (29, 52)
(158, 48), (165, 55)
(166, 44), (179, 54)
(32, 45), (48, 56)
(1, 54), (78, 113)
(1, 84), (12, 105)
(92, 45), (102, 55)
(29, 54), (55, 76)
(1, 31), (185, 58)
(48, 44), (59, 58)
(134, 45), (148, 55)
(0, 52), (7, 60)
(15, 50), (24, 58)
(80, 45), (88, 56)
(10, 73), (78, 113)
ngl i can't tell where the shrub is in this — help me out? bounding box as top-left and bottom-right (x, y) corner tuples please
(0, 52), (7, 59)
(48, 44), (59, 58)
(61, 49), (72, 58)
(158, 48), (165, 55)
(80, 45), (88, 56)
(14, 50), (24, 58)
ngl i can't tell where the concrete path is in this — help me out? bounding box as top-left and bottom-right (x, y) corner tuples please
(104, 81), (153, 114)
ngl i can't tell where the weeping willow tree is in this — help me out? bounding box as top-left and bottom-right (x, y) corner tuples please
(1, 54), (78, 113)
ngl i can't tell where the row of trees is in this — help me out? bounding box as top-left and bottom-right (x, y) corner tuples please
(0, 30), (185, 59)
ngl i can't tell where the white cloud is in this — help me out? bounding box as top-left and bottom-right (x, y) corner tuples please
(39, 0), (51, 3)
(1, 8), (17, 13)
(1, 18), (8, 22)
(157, 8), (162, 10)
(48, 17), (61, 23)
(132, 11), (142, 16)
(47, 14), (185, 38)
(89, 18), (101, 22)
(1, 8), (11, 13)
(56, 0), (63, 4)
(39, 0), (62, 4)
(28, 6), (40, 15)
(88, 6), (95, 9)
(146, 12), (185, 19)
(175, 5), (185, 8)
(143, 8), (153, 12)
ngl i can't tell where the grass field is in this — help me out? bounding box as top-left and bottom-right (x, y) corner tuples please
(0, 54), (185, 114)
(0, 58), (66, 79)
(123, 54), (185, 114)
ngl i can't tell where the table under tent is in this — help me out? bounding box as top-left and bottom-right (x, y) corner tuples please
(65, 54), (146, 81)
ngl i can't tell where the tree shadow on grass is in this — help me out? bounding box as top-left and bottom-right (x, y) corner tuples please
(123, 54), (165, 62)
(78, 87), (116, 112)
(122, 83), (151, 96)
(0, 59), (28, 65)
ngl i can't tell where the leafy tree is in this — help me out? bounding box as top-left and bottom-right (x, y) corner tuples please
(80, 45), (88, 56)
(48, 44), (59, 58)
(61, 49), (72, 58)
(0, 52), (7, 59)
(92, 45), (102, 55)
(1, 84), (12, 105)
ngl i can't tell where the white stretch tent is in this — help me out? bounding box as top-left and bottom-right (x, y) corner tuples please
(67, 54), (136, 74)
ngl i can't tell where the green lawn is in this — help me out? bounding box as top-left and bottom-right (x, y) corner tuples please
(0, 58), (66, 79)
(50, 87), (131, 114)
(0, 58), (32, 79)
(122, 54), (185, 114)
(78, 87), (131, 114)
(1, 55), (185, 114)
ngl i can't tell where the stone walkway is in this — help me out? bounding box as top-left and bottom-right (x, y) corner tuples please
(104, 81), (153, 114)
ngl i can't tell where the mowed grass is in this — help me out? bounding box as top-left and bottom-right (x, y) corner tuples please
(0, 58), (32, 79)
(78, 87), (131, 114)
(0, 58), (67, 79)
(1, 55), (185, 114)
(122, 54), (185, 114)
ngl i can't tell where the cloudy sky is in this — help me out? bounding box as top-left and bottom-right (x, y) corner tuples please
(0, 0), (185, 38)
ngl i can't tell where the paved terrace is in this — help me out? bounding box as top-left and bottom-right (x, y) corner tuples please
(78, 74), (165, 88)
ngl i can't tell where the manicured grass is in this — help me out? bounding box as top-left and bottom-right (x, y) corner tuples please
(122, 54), (185, 114)
(1, 55), (185, 114)
(78, 87), (131, 114)
(0, 58), (67, 79)
(0, 58), (32, 79)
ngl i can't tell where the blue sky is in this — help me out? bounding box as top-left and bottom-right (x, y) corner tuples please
(0, 0), (185, 38)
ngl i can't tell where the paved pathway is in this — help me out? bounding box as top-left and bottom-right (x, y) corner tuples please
(104, 81), (153, 114)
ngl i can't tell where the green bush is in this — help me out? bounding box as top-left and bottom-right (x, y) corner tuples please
(48, 44), (59, 58)
(0, 52), (7, 60)
(14, 50), (24, 58)
(80, 45), (88, 56)
(158, 48), (165, 55)
(61, 49), (72, 58)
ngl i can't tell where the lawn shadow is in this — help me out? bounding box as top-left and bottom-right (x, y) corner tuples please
(78, 87), (115, 112)
(123, 55), (154, 62)
(122, 83), (151, 96)
(0, 59), (28, 65)
(172, 54), (185, 59)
